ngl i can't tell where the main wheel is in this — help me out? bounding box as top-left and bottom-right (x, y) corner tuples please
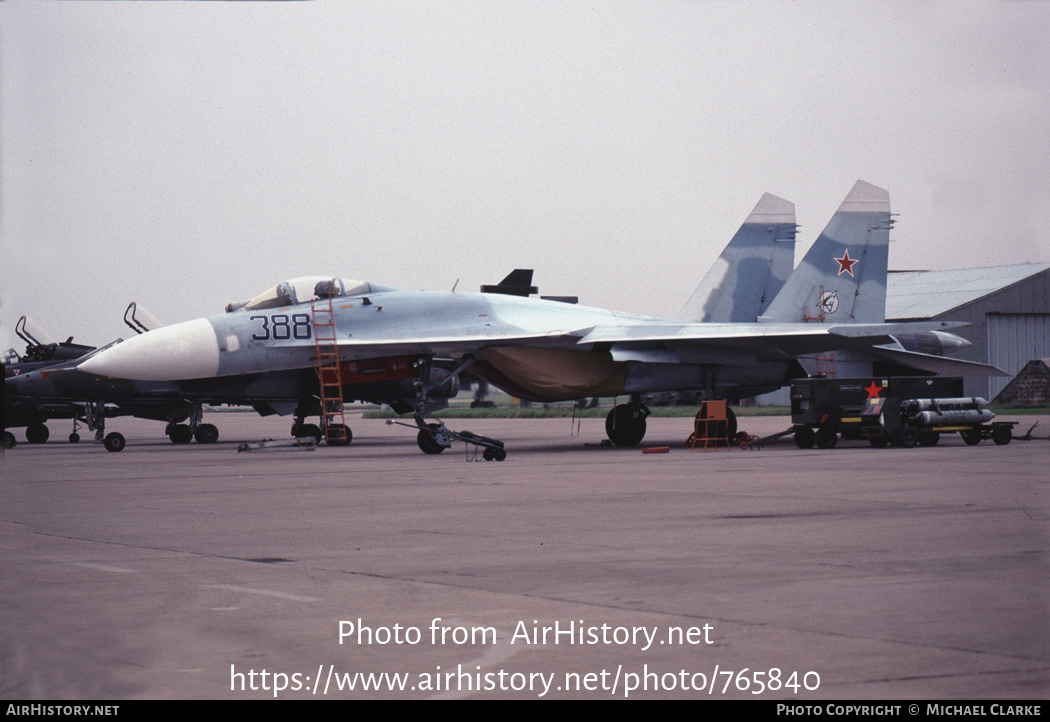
(815, 426), (838, 449)
(103, 432), (126, 453)
(296, 423), (323, 444)
(991, 425), (1012, 446)
(194, 423), (219, 444)
(326, 424), (352, 446)
(793, 426), (815, 449)
(4, 431), (15, 449)
(725, 406), (738, 441)
(417, 424), (448, 455)
(26, 423), (49, 444)
(169, 424), (193, 444)
(605, 405), (647, 447)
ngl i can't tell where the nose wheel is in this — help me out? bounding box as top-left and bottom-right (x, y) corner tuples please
(85, 402), (126, 452)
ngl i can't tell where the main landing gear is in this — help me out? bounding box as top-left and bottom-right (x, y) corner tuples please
(605, 401), (651, 446)
(25, 422), (50, 444)
(603, 398), (737, 447)
(290, 409), (351, 447)
(166, 403), (219, 445)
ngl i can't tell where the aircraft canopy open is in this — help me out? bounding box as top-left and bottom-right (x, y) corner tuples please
(236, 277), (377, 312)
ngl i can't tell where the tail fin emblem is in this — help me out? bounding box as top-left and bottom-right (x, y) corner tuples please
(818, 290), (839, 315)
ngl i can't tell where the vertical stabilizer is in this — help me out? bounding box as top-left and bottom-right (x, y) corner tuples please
(677, 193), (797, 322)
(761, 180), (892, 325)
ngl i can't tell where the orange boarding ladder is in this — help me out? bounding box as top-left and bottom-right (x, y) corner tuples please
(311, 280), (348, 444)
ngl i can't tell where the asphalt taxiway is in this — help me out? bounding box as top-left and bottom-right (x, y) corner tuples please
(2, 412), (1047, 699)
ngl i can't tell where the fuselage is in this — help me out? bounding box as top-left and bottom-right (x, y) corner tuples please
(76, 288), (791, 403)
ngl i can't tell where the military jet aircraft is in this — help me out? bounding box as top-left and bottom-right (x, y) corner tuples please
(4, 309), (210, 450)
(74, 181), (999, 455)
(36, 191), (795, 451)
(8, 303), (248, 450)
(4, 316), (99, 447)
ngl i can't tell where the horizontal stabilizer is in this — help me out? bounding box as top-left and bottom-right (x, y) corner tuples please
(871, 346), (1008, 377)
(827, 321), (967, 338)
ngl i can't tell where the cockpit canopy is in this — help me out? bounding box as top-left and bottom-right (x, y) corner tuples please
(226, 276), (381, 313)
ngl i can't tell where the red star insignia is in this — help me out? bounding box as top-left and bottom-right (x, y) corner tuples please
(834, 249), (858, 278)
(865, 381), (882, 399)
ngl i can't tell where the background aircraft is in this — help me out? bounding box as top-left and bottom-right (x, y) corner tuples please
(7, 303), (254, 450)
(4, 314), (100, 444)
(4, 316), (97, 448)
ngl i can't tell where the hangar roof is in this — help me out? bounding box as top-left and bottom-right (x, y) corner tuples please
(886, 262), (1050, 319)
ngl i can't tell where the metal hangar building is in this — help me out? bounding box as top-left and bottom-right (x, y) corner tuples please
(885, 262), (1050, 400)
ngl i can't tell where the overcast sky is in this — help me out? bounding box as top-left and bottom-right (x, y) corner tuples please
(2, 0), (1048, 353)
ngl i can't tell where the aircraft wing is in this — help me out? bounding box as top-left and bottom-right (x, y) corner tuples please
(328, 320), (984, 368)
(329, 321), (910, 360)
(575, 321), (987, 369)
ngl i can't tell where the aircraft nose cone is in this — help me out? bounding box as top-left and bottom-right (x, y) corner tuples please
(78, 318), (221, 381)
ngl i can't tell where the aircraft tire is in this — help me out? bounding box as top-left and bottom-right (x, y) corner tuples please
(605, 405), (647, 447)
(4, 431), (15, 449)
(297, 423), (323, 444)
(417, 425), (447, 455)
(991, 426), (1012, 446)
(169, 424), (193, 444)
(194, 423), (219, 444)
(26, 423), (49, 444)
(326, 424), (352, 446)
(960, 429), (982, 445)
(69, 433), (80, 443)
(103, 432), (126, 453)
(793, 426), (815, 449)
